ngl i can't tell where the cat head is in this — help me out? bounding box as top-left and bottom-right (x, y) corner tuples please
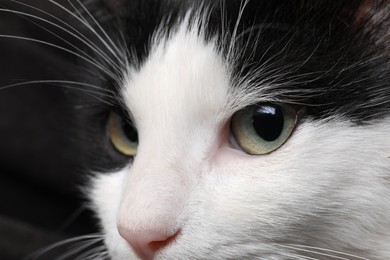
(80, 0), (390, 259)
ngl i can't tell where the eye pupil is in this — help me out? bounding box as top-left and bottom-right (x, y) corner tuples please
(121, 118), (138, 142)
(107, 112), (138, 156)
(252, 104), (284, 142)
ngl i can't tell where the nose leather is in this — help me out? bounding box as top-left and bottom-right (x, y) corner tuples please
(118, 226), (179, 259)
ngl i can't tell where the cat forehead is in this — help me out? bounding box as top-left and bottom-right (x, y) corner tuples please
(122, 23), (236, 127)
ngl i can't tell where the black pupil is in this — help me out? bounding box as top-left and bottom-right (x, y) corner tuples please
(121, 118), (138, 142)
(252, 104), (284, 142)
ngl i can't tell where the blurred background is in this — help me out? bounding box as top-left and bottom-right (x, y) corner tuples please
(0, 0), (98, 258)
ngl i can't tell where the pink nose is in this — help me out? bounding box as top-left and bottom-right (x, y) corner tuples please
(118, 226), (179, 259)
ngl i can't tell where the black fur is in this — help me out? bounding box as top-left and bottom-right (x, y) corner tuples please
(86, 0), (390, 124)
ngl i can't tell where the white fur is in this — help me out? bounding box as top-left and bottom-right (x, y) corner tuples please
(90, 18), (390, 259)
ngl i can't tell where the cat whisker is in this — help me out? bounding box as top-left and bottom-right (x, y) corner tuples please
(0, 34), (118, 80)
(0, 80), (117, 106)
(46, 0), (125, 68)
(0, 80), (113, 95)
(278, 251), (319, 260)
(75, 245), (109, 260)
(283, 244), (370, 260)
(277, 244), (370, 260)
(66, 0), (128, 76)
(5, 0), (122, 74)
(23, 234), (103, 260)
(56, 237), (105, 260)
(73, 0), (126, 62)
(66, 0), (88, 24)
(0, 9), (121, 76)
(55, 206), (87, 233)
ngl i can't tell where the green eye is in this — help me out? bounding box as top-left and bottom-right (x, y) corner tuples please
(107, 112), (138, 156)
(231, 103), (298, 155)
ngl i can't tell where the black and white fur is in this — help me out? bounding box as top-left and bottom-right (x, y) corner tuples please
(5, 0), (390, 259)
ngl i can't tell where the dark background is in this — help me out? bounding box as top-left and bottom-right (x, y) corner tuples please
(0, 0), (98, 259)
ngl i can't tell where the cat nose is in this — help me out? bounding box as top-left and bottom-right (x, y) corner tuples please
(118, 225), (179, 259)
(116, 152), (187, 259)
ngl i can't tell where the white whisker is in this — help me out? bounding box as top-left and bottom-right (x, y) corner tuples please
(47, 0), (125, 67)
(278, 251), (319, 260)
(0, 80), (112, 94)
(0, 34), (118, 79)
(0, 8), (121, 74)
(56, 238), (103, 260)
(74, 0), (124, 57)
(55, 207), (86, 233)
(277, 244), (369, 260)
(0, 80), (116, 106)
(75, 245), (108, 260)
(7, 0), (121, 73)
(284, 244), (371, 260)
(66, 0), (88, 23)
(24, 234), (103, 260)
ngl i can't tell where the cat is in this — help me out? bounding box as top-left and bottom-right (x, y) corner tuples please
(5, 0), (390, 259)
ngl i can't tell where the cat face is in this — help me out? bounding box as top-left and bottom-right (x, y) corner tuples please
(79, 0), (390, 259)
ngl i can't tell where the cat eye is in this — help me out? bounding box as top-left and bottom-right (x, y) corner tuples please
(107, 112), (138, 156)
(231, 103), (297, 155)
